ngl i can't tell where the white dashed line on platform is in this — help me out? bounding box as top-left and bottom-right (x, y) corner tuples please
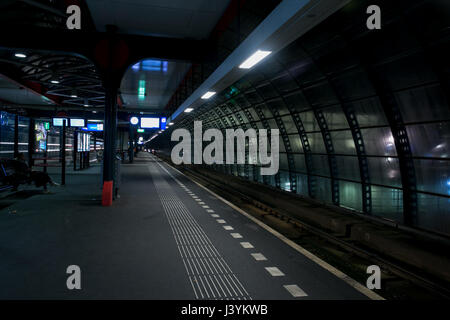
(207, 209), (215, 213)
(211, 214), (220, 218)
(217, 219), (226, 224)
(284, 285), (308, 298)
(251, 253), (267, 261)
(223, 226), (234, 230)
(231, 233), (243, 239)
(240, 242), (254, 249)
(265, 267), (285, 277)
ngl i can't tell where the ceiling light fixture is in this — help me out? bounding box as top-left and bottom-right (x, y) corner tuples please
(201, 91), (216, 99)
(239, 50), (272, 69)
(169, 122), (174, 126)
(15, 53), (27, 58)
(184, 108), (194, 113)
(51, 80), (60, 84)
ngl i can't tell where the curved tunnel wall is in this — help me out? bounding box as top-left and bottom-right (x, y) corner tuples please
(152, 0), (450, 236)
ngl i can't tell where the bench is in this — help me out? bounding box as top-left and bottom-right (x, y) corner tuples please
(0, 159), (30, 192)
(0, 158), (51, 191)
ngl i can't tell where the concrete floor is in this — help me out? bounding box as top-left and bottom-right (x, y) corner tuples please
(0, 153), (369, 300)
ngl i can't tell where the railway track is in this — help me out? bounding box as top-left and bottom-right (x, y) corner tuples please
(174, 163), (450, 300)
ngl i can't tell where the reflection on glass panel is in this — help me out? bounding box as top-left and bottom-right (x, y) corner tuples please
(248, 166), (254, 181)
(0, 112), (15, 158)
(331, 130), (356, 155)
(296, 173), (309, 196)
(281, 115), (297, 134)
(238, 165), (246, 178)
(279, 153), (289, 171)
(290, 59), (323, 87)
(299, 111), (320, 132)
(18, 116), (29, 154)
(335, 156), (361, 181)
(371, 186), (403, 223)
(322, 106), (349, 130)
(367, 157), (402, 188)
(315, 176), (332, 204)
(246, 72), (266, 86)
(231, 165), (238, 177)
(353, 97), (387, 127)
(303, 81), (339, 108)
(339, 181), (362, 212)
(221, 104), (231, 114)
(332, 68), (375, 100)
(245, 90), (263, 104)
(267, 99), (290, 116)
(311, 155), (330, 176)
(396, 84), (450, 123)
(255, 122), (265, 130)
(417, 193), (450, 235)
(272, 72), (299, 93)
(265, 174), (276, 187)
(261, 58), (285, 79)
(279, 171), (291, 191)
(414, 159), (449, 195)
(405, 123), (449, 158)
(260, 103), (273, 118)
(238, 111), (249, 123)
(284, 90), (310, 112)
(361, 127), (397, 156)
(294, 154), (307, 173)
(288, 135), (303, 153)
(267, 119), (278, 130)
(47, 127), (61, 156)
(248, 108), (260, 121)
(276, 133), (286, 153)
(235, 78), (252, 92)
(256, 82), (278, 100)
(235, 94), (251, 108)
(307, 132), (326, 154)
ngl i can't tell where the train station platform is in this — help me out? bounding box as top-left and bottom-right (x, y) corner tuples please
(0, 152), (379, 300)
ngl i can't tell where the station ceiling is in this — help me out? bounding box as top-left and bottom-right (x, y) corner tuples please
(86, 0), (231, 39)
(0, 0), (232, 117)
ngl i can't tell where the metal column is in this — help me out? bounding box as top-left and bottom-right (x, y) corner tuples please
(28, 118), (35, 167)
(61, 121), (66, 185)
(102, 80), (118, 205)
(14, 114), (19, 159)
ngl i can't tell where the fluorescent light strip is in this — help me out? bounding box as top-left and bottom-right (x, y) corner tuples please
(184, 108), (194, 113)
(239, 50), (272, 69)
(201, 91), (216, 99)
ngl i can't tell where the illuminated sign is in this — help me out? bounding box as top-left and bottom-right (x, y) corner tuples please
(141, 117), (159, 128)
(130, 116), (139, 125)
(160, 117), (167, 130)
(82, 123), (103, 132)
(70, 119), (86, 127)
(53, 118), (68, 127)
